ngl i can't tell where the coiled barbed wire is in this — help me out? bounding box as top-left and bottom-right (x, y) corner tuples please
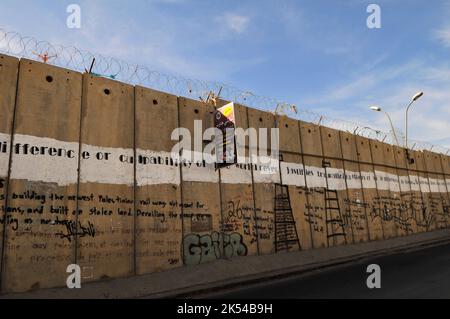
(0, 28), (448, 155)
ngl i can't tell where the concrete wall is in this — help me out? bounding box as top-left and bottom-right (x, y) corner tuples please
(1, 54), (449, 293)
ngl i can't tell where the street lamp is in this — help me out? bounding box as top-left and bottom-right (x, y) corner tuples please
(369, 106), (400, 146)
(405, 92), (424, 149)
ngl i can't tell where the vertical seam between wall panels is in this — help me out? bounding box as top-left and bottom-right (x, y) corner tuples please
(0, 58), (20, 291)
(385, 148), (401, 238)
(247, 108), (260, 256)
(318, 126), (332, 247)
(74, 75), (86, 267)
(434, 156), (448, 229)
(352, 137), (371, 242)
(215, 104), (225, 260)
(132, 87), (137, 275)
(297, 122), (315, 250)
(422, 156), (437, 230)
(402, 151), (414, 235)
(438, 156), (450, 228)
(337, 133), (355, 245)
(177, 97), (186, 265)
(368, 141), (386, 241)
(397, 150), (413, 236)
(391, 149), (408, 237)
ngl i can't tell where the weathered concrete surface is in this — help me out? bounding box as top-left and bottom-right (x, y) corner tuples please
(383, 144), (407, 237)
(355, 136), (384, 241)
(277, 115), (312, 251)
(0, 54), (450, 294)
(340, 132), (370, 243)
(424, 151), (448, 229)
(320, 126), (352, 246)
(370, 139), (398, 239)
(2, 59), (82, 293)
(440, 154), (450, 221)
(415, 151), (438, 231)
(77, 75), (135, 282)
(299, 122), (327, 249)
(247, 107), (278, 255)
(0, 54), (19, 280)
(408, 150), (429, 232)
(178, 97), (223, 266)
(218, 102), (259, 257)
(135, 86), (183, 274)
(2, 228), (449, 299)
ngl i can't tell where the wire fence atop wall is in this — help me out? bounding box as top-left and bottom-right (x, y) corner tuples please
(0, 27), (448, 155)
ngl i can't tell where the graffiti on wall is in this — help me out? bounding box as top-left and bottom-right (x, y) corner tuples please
(182, 231), (248, 265)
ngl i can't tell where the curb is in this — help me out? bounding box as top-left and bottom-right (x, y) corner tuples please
(146, 233), (450, 299)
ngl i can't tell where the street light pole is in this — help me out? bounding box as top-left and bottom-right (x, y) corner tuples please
(405, 92), (424, 149)
(369, 106), (400, 146)
(405, 92), (424, 164)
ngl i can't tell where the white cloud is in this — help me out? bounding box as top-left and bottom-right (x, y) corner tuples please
(434, 26), (450, 47)
(299, 61), (450, 148)
(216, 13), (250, 34)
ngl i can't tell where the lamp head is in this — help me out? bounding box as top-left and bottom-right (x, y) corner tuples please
(412, 92), (424, 102)
(369, 106), (382, 112)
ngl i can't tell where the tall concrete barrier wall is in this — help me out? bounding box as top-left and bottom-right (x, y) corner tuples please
(0, 54), (449, 293)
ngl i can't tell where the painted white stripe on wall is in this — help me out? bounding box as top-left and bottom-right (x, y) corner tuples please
(361, 171), (377, 189)
(220, 162), (253, 184)
(437, 179), (447, 194)
(399, 175), (411, 192)
(252, 156), (280, 184)
(419, 176), (431, 193)
(280, 162), (306, 187)
(182, 151), (219, 183)
(10, 134), (79, 186)
(0, 132), (10, 178)
(79, 144), (134, 186)
(326, 168), (347, 190)
(7, 133), (449, 194)
(136, 150), (180, 186)
(428, 178), (441, 193)
(345, 171), (364, 189)
(409, 175), (421, 192)
(374, 171), (390, 191)
(304, 165), (326, 188)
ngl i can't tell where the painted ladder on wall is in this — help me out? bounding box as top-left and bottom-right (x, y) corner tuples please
(274, 184), (301, 252)
(325, 189), (347, 245)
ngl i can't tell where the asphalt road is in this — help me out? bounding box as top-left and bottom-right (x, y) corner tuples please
(202, 243), (450, 299)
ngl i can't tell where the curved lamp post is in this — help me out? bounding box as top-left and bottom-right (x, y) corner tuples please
(405, 92), (424, 149)
(369, 106), (400, 146)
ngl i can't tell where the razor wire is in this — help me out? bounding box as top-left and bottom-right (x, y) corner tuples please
(0, 27), (448, 155)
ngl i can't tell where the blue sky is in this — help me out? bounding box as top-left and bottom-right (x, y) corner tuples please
(1, 0), (449, 147)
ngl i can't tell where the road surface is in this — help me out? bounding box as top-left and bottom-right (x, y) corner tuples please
(201, 243), (450, 299)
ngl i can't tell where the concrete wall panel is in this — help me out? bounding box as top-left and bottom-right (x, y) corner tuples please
(340, 132), (369, 243)
(355, 136), (384, 241)
(393, 147), (418, 234)
(135, 86), (183, 274)
(219, 102), (258, 257)
(299, 122), (327, 248)
(423, 151), (448, 229)
(414, 152), (436, 231)
(439, 154), (450, 224)
(0, 54), (19, 281)
(2, 59), (81, 292)
(77, 75), (135, 282)
(247, 107), (278, 255)
(370, 140), (398, 239)
(320, 126), (352, 246)
(277, 116), (311, 251)
(178, 97), (224, 265)
(382, 144), (407, 237)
